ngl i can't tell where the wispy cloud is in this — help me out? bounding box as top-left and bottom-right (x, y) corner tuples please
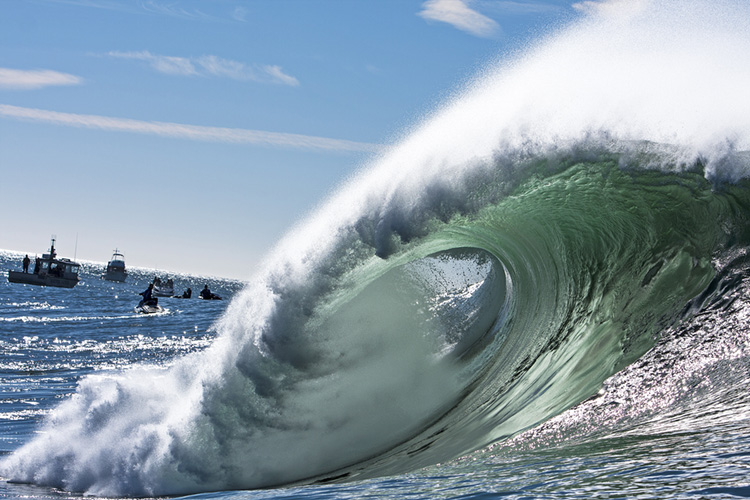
(108, 51), (198, 76)
(418, 0), (499, 38)
(106, 50), (300, 86)
(0, 68), (83, 90)
(138, 0), (221, 22)
(0, 104), (380, 153)
(38, 0), (233, 22)
(572, 0), (648, 17)
(260, 65), (300, 87)
(231, 5), (249, 22)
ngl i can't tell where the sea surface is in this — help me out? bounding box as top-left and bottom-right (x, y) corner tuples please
(1, 251), (750, 499)
(3, 0), (750, 498)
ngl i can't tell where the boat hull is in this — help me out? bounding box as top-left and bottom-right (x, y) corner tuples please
(152, 287), (174, 297)
(103, 271), (127, 282)
(8, 271), (78, 288)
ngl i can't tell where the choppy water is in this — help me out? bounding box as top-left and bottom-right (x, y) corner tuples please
(3, 0), (750, 498)
(0, 257), (240, 458)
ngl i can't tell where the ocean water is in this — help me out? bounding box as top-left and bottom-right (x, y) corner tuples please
(3, 0), (750, 498)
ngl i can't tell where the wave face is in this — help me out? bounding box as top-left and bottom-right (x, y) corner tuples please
(4, 0), (750, 496)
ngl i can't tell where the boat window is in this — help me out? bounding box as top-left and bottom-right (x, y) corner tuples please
(42, 262), (49, 271)
(68, 265), (80, 275)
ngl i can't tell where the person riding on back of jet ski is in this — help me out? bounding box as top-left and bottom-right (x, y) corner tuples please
(139, 283), (158, 306)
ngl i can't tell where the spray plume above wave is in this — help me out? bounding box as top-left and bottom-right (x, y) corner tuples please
(3, 0), (750, 496)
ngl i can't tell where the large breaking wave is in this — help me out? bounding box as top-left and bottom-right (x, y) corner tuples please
(3, 0), (750, 496)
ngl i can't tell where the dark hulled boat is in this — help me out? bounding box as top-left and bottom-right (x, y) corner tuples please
(8, 238), (80, 288)
(103, 249), (127, 282)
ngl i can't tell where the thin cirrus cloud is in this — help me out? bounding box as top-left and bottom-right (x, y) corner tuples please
(0, 68), (83, 90)
(107, 50), (300, 86)
(40, 0), (228, 22)
(418, 0), (500, 38)
(0, 104), (381, 153)
(572, 0), (648, 17)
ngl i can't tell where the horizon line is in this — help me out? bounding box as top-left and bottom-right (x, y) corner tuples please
(0, 248), (247, 282)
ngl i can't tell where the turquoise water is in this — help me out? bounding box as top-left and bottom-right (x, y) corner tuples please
(3, 0), (750, 497)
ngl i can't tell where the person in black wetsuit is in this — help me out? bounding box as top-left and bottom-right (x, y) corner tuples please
(22, 255), (30, 273)
(139, 283), (158, 306)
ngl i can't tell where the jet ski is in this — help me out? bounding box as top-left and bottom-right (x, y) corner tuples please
(199, 293), (222, 300)
(135, 299), (163, 314)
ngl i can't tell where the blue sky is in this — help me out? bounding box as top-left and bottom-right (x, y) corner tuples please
(1, 0), (585, 279)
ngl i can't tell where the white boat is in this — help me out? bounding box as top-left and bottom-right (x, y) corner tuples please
(152, 277), (174, 297)
(103, 249), (127, 282)
(8, 238), (80, 288)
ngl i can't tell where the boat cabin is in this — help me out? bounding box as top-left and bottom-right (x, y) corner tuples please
(103, 249), (128, 282)
(8, 238), (81, 288)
